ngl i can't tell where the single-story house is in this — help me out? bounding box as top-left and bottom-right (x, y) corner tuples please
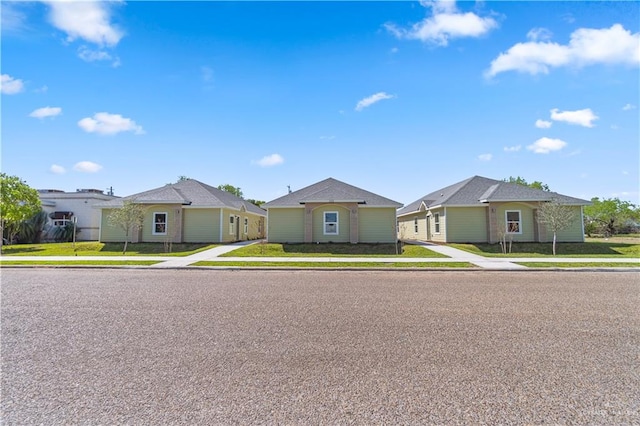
(262, 177), (402, 243)
(397, 175), (590, 243)
(96, 179), (266, 243)
(39, 188), (119, 241)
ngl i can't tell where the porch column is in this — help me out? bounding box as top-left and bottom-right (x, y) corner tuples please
(349, 203), (359, 244)
(304, 204), (314, 243)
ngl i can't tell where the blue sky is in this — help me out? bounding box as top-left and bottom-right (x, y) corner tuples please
(2, 1), (639, 205)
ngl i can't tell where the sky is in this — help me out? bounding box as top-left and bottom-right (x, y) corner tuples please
(2, 0), (639, 206)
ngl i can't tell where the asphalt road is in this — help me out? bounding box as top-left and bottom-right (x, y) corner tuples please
(2, 269), (638, 425)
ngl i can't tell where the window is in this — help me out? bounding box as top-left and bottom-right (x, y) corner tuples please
(505, 210), (522, 234)
(414, 217), (419, 233)
(153, 212), (167, 235)
(434, 213), (440, 234)
(229, 215), (235, 235)
(324, 211), (338, 235)
(244, 217), (248, 234)
(53, 219), (71, 227)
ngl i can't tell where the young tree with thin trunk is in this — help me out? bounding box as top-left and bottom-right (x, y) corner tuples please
(537, 199), (577, 255)
(107, 200), (146, 254)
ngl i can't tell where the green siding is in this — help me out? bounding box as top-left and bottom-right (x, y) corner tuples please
(312, 205), (350, 243)
(141, 205), (181, 242)
(267, 208), (305, 243)
(446, 207), (488, 243)
(183, 209), (220, 242)
(541, 205), (585, 242)
(496, 203), (535, 242)
(359, 208), (397, 243)
(99, 208), (127, 242)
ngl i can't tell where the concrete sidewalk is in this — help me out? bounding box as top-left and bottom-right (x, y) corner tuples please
(1, 239), (637, 270)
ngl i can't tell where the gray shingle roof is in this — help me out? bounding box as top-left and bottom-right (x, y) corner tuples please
(262, 178), (403, 208)
(397, 175), (590, 216)
(94, 179), (266, 215)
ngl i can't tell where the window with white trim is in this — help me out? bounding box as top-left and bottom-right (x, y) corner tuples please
(229, 215), (235, 235)
(244, 217), (248, 234)
(434, 213), (440, 234)
(505, 210), (522, 234)
(153, 212), (167, 235)
(53, 219), (71, 227)
(414, 217), (419, 233)
(324, 211), (338, 235)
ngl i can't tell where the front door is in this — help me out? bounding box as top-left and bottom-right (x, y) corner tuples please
(426, 215), (431, 241)
(235, 216), (241, 240)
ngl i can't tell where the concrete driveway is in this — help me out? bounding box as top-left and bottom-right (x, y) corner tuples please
(2, 269), (638, 424)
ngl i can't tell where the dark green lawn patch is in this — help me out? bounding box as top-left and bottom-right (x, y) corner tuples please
(1, 242), (218, 257)
(517, 262), (640, 268)
(193, 261), (472, 268)
(220, 243), (447, 258)
(450, 241), (640, 258)
(0, 260), (161, 266)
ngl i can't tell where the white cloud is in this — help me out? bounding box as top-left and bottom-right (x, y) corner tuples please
(550, 108), (598, 127)
(385, 0), (497, 46)
(504, 145), (521, 152)
(29, 106), (62, 119)
(622, 103), (636, 111)
(478, 153), (492, 161)
(535, 119), (552, 129)
(1, 74), (24, 94)
(527, 28), (553, 42)
(254, 154), (284, 167)
(1, 3), (27, 33)
(73, 161), (103, 173)
(355, 92), (395, 111)
(50, 164), (66, 175)
(527, 137), (567, 154)
(486, 24), (640, 78)
(78, 112), (144, 135)
(77, 46), (120, 67)
(43, 0), (123, 47)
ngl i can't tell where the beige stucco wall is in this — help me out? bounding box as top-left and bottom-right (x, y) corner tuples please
(267, 208), (305, 243)
(446, 207), (489, 243)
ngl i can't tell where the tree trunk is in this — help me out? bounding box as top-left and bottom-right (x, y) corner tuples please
(552, 232), (557, 256)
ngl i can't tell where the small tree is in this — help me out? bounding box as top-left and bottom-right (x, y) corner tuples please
(218, 184), (243, 198)
(107, 200), (146, 254)
(537, 199), (577, 255)
(0, 173), (41, 250)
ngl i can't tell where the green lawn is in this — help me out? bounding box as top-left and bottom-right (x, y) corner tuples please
(0, 242), (219, 257)
(517, 262), (640, 268)
(0, 260), (161, 266)
(220, 243), (447, 258)
(194, 261), (472, 268)
(449, 241), (640, 258)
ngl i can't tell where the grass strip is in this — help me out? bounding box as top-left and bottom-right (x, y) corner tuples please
(193, 261), (473, 268)
(1, 242), (219, 257)
(0, 260), (161, 266)
(450, 241), (639, 258)
(221, 243), (447, 258)
(516, 262), (640, 268)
